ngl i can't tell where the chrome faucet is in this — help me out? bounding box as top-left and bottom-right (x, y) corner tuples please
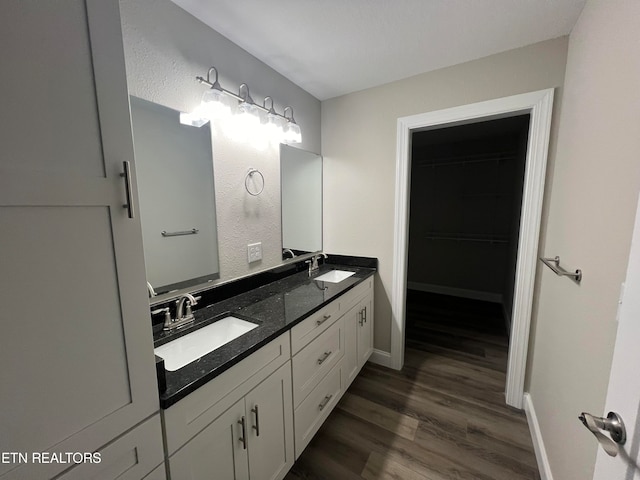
(306, 253), (328, 276)
(283, 248), (296, 259)
(161, 293), (199, 331)
(176, 293), (197, 321)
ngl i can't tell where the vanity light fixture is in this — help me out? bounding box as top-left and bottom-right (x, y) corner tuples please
(236, 83), (261, 129)
(185, 66), (302, 144)
(200, 67), (231, 119)
(263, 96), (285, 140)
(283, 106), (302, 144)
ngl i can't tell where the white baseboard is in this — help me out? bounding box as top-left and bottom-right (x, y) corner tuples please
(523, 393), (553, 480)
(369, 349), (393, 368)
(407, 281), (503, 304)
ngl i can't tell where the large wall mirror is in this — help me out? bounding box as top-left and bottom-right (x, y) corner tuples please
(130, 96), (220, 296)
(280, 144), (323, 260)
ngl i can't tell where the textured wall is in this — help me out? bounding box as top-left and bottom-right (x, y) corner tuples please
(119, 0), (321, 283)
(527, 1), (640, 478)
(322, 37), (569, 352)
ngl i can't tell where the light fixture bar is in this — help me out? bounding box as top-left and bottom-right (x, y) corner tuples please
(195, 66), (299, 131)
(197, 76), (274, 115)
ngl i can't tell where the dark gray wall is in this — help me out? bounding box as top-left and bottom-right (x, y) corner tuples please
(407, 115), (529, 304)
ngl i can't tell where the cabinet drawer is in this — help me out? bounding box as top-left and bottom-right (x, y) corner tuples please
(293, 361), (342, 459)
(56, 414), (164, 480)
(162, 332), (290, 455)
(291, 300), (340, 354)
(292, 318), (344, 407)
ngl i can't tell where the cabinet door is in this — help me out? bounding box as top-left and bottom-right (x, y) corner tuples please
(0, 1), (159, 479)
(168, 399), (249, 480)
(357, 292), (375, 368)
(246, 362), (294, 480)
(343, 304), (360, 388)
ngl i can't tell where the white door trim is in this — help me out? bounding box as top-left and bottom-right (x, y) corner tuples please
(390, 89), (555, 409)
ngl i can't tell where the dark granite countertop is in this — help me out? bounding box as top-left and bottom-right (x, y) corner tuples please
(154, 258), (376, 408)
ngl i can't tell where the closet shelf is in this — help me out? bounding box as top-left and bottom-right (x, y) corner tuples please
(414, 150), (517, 168)
(424, 232), (509, 245)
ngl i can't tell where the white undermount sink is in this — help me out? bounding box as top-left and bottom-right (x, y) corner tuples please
(154, 316), (259, 371)
(314, 269), (356, 283)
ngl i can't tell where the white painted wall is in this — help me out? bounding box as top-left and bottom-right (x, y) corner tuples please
(526, 1), (640, 478)
(322, 38), (569, 351)
(119, 0), (320, 282)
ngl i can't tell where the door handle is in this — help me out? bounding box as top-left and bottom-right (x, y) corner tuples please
(578, 411), (626, 457)
(251, 405), (260, 437)
(238, 416), (247, 450)
(120, 161), (135, 219)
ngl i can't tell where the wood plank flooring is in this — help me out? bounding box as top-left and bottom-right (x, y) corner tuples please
(285, 291), (540, 480)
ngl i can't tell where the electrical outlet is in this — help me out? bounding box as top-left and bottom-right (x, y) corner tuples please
(247, 242), (262, 263)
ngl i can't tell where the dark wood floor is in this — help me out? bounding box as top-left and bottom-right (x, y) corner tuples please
(285, 291), (540, 480)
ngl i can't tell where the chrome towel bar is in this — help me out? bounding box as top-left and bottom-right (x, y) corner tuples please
(540, 256), (582, 283)
(161, 228), (199, 237)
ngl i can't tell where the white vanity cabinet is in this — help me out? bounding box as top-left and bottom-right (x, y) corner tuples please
(343, 286), (375, 387)
(290, 275), (374, 457)
(0, 1), (162, 479)
(164, 333), (294, 480)
(161, 276), (374, 476)
(339, 277), (375, 388)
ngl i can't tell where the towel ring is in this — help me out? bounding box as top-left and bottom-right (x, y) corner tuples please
(245, 168), (264, 196)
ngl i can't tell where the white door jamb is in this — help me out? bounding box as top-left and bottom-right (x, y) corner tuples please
(390, 89), (555, 409)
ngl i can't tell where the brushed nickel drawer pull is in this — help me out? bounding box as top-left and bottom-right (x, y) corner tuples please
(317, 351), (332, 365)
(161, 228), (199, 237)
(318, 394), (333, 411)
(363, 306), (367, 323)
(251, 405), (260, 437)
(238, 416), (247, 449)
(359, 310), (364, 326)
(316, 314), (331, 326)
(120, 161), (135, 219)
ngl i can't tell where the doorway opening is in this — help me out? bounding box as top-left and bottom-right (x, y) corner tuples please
(389, 90), (555, 408)
(405, 115), (530, 389)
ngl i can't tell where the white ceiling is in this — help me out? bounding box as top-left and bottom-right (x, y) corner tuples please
(171, 0), (586, 101)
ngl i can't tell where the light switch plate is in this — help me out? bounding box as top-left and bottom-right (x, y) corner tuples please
(248, 242), (262, 263)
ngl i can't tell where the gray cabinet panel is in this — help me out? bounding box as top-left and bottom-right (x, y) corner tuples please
(0, 1), (160, 479)
(0, 207), (131, 452)
(57, 415), (164, 480)
(168, 399), (249, 480)
(0, 0), (104, 177)
(246, 363), (294, 480)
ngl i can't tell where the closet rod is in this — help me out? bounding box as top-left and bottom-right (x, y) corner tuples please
(416, 154), (516, 168)
(425, 233), (509, 244)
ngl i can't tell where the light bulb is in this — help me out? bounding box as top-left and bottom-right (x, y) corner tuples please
(284, 121), (302, 144)
(264, 113), (285, 144)
(201, 88), (231, 119)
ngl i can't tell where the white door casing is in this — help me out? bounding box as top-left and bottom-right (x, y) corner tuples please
(592, 193), (640, 479)
(391, 89), (555, 408)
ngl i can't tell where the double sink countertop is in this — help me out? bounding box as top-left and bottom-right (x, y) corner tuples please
(154, 256), (376, 408)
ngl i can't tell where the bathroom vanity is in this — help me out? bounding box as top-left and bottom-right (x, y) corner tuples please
(153, 258), (375, 480)
(1, 2), (373, 479)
